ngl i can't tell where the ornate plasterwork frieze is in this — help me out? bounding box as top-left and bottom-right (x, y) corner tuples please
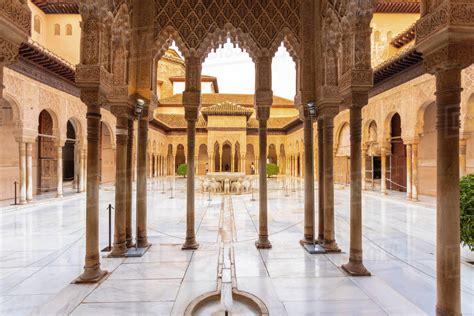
(7, 58), (80, 97)
(416, 2), (474, 45)
(0, 0), (31, 36)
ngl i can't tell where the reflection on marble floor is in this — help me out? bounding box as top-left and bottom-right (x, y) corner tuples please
(0, 177), (473, 315)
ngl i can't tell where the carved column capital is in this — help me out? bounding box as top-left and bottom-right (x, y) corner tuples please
(423, 43), (474, 74)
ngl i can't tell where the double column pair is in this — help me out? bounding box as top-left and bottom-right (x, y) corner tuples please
(301, 112), (340, 252)
(110, 107), (149, 257)
(17, 141), (34, 204)
(181, 56), (273, 250)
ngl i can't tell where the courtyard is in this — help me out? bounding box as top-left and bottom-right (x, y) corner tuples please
(0, 178), (473, 315)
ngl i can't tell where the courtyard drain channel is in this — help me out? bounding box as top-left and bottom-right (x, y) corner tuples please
(184, 196), (269, 315)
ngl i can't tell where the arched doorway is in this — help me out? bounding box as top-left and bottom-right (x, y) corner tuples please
(175, 144), (185, 172)
(100, 122), (115, 183)
(335, 123), (350, 185)
(388, 113), (406, 192)
(198, 144), (208, 175)
(63, 120), (76, 183)
(279, 144), (286, 175)
(167, 144), (173, 175)
(222, 143), (231, 172)
(0, 98), (20, 200)
(268, 144), (277, 164)
(37, 110), (56, 193)
(246, 144), (255, 174)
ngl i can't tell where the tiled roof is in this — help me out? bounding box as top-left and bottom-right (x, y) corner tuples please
(201, 101), (253, 120)
(154, 113), (299, 130)
(159, 93), (294, 107)
(390, 24), (416, 48)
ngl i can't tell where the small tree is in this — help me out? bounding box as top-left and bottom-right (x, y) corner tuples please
(460, 174), (474, 251)
(266, 163), (279, 178)
(177, 164), (187, 178)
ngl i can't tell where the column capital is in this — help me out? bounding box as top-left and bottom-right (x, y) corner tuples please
(110, 105), (133, 120)
(423, 43), (474, 74)
(256, 107), (270, 121)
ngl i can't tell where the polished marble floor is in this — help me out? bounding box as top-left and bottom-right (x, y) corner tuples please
(0, 177), (473, 315)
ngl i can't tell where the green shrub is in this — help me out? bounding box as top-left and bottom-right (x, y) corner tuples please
(461, 174), (474, 251)
(177, 164), (187, 177)
(266, 163), (279, 178)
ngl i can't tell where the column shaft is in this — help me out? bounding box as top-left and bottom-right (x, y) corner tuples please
(412, 143), (419, 201)
(76, 107), (106, 283)
(342, 106), (370, 275)
(182, 119), (199, 249)
(317, 119), (324, 242)
(256, 119), (271, 248)
(111, 117), (128, 256)
(301, 117), (315, 244)
(26, 142), (33, 201)
(18, 142), (27, 204)
(435, 68), (461, 316)
(460, 139), (467, 177)
(361, 149), (366, 191)
(126, 118), (134, 247)
(57, 146), (63, 197)
(406, 144), (412, 200)
(381, 148), (387, 194)
(136, 118), (149, 248)
(322, 116), (340, 252)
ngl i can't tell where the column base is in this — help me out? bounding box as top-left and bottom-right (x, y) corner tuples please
(137, 238), (149, 249)
(299, 237), (320, 246)
(182, 238), (199, 250)
(255, 238), (272, 249)
(436, 305), (459, 316)
(342, 260), (371, 277)
(19, 200), (27, 205)
(323, 240), (341, 253)
(73, 267), (108, 284)
(126, 238), (135, 248)
(109, 242), (128, 257)
(57, 194), (63, 198)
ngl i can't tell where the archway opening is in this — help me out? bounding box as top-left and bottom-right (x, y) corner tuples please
(279, 144), (286, 175)
(214, 142), (221, 172)
(418, 103), (437, 195)
(0, 100), (20, 200)
(335, 123), (350, 185)
(63, 120), (76, 182)
(175, 144), (186, 172)
(37, 110), (56, 193)
(222, 143), (232, 172)
(268, 144), (277, 165)
(388, 113), (406, 192)
(246, 144), (255, 175)
(234, 142), (240, 172)
(198, 144), (208, 175)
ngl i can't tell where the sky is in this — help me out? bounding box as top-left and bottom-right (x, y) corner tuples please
(171, 41), (296, 100)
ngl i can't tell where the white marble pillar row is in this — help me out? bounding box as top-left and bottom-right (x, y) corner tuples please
(381, 147), (387, 195)
(412, 143), (419, 201)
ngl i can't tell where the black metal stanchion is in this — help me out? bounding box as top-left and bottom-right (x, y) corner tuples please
(101, 204), (113, 252)
(161, 178), (166, 194)
(250, 180), (256, 201)
(207, 189), (212, 202)
(13, 181), (18, 205)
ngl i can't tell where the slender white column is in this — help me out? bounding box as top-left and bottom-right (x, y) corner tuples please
(412, 143), (418, 201)
(381, 147), (387, 195)
(18, 142), (27, 205)
(26, 142), (33, 202)
(406, 144), (412, 200)
(57, 146), (63, 198)
(460, 139), (467, 177)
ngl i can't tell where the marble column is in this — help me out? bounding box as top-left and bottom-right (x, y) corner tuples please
(125, 117), (133, 247)
(254, 54), (273, 249)
(406, 144), (412, 200)
(231, 144), (235, 172)
(110, 115), (128, 256)
(136, 116), (149, 248)
(322, 115), (340, 252)
(80, 149), (86, 192)
(301, 115), (315, 245)
(317, 119), (325, 242)
(460, 139), (467, 177)
(18, 142), (27, 205)
(75, 103), (107, 283)
(412, 143), (418, 201)
(256, 114), (272, 248)
(182, 57), (201, 250)
(381, 147), (387, 195)
(57, 145), (63, 198)
(182, 118), (199, 249)
(342, 105), (370, 275)
(26, 142), (33, 202)
(435, 67), (462, 316)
